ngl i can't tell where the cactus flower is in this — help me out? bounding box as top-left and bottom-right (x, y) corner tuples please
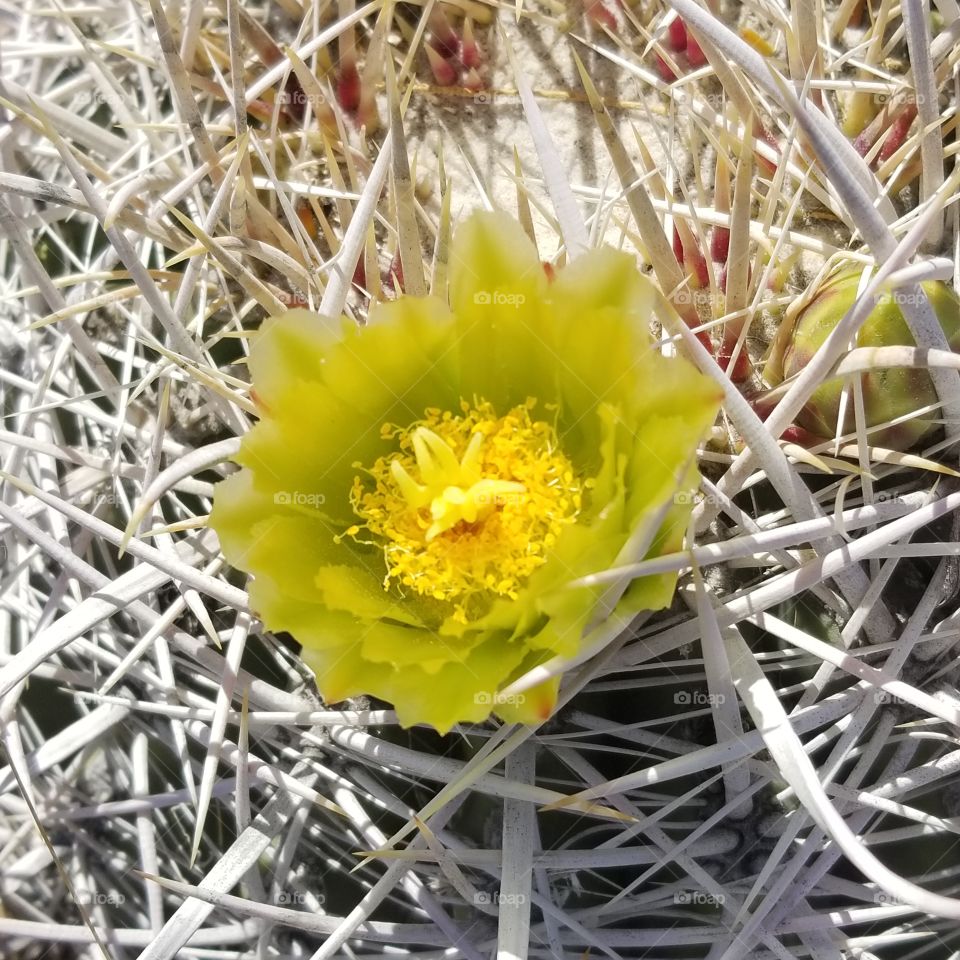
(209, 211), (722, 732)
(777, 267), (960, 447)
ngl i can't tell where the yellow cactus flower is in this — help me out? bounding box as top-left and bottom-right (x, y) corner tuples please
(210, 211), (722, 733)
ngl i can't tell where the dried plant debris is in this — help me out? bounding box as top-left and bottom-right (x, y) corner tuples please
(2, 0), (960, 958)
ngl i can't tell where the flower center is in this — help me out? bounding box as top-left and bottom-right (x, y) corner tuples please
(346, 399), (582, 623)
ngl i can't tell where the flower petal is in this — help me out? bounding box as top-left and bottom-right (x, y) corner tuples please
(494, 675), (560, 725)
(238, 514), (343, 602)
(550, 245), (656, 323)
(209, 470), (274, 570)
(237, 387), (367, 525)
(247, 309), (344, 409)
(448, 210), (554, 406)
(301, 630), (531, 733)
(320, 296), (460, 418)
(314, 565), (423, 626)
(549, 250), (655, 447)
(449, 210), (546, 317)
(359, 622), (478, 672)
(210, 471), (339, 585)
(239, 296), (461, 524)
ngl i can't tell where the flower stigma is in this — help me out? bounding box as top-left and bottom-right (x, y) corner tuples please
(346, 399), (583, 623)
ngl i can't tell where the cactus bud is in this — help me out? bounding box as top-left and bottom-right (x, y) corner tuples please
(780, 268), (960, 447)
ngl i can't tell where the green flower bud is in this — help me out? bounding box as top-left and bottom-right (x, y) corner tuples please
(781, 268), (960, 447)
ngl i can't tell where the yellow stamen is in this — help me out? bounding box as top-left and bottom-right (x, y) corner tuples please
(347, 399), (583, 623)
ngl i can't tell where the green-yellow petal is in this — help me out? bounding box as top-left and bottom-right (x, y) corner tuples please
(238, 297), (460, 523)
(301, 629), (531, 733)
(494, 675), (560, 725)
(246, 309), (343, 408)
(314, 565), (422, 627)
(209, 470), (274, 571)
(448, 210), (547, 320)
(448, 210), (554, 407)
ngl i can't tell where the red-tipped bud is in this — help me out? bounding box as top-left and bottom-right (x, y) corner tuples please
(878, 103), (918, 162)
(781, 267), (960, 447)
(585, 0), (618, 30)
(675, 225), (709, 288)
(462, 67), (486, 92)
(352, 259), (367, 291)
(673, 226), (684, 266)
(754, 122), (779, 177)
(685, 31), (707, 67)
(667, 17), (687, 52)
(655, 54), (677, 82)
(429, 6), (460, 59)
(337, 61), (361, 113)
(460, 17), (483, 70)
(384, 250), (404, 295)
(426, 44), (458, 86)
(780, 424), (822, 446)
(717, 342), (751, 382)
(689, 242), (709, 289)
(711, 226), (730, 264)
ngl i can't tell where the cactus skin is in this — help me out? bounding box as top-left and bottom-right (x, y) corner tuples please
(781, 269), (960, 447)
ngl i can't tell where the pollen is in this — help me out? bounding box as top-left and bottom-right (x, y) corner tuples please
(346, 399), (583, 623)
